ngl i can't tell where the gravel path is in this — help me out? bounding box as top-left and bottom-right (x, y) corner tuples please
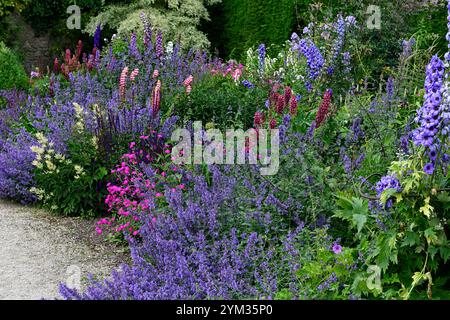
(0, 200), (128, 300)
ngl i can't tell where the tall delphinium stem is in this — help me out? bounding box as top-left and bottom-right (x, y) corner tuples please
(156, 30), (164, 59)
(94, 24), (102, 50)
(129, 32), (141, 60)
(257, 44), (266, 77)
(140, 12), (153, 49)
(412, 55), (445, 176)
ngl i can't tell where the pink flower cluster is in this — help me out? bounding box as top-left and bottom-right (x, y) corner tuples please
(209, 61), (244, 82)
(130, 68), (139, 81)
(120, 67), (129, 100)
(152, 80), (162, 114)
(119, 67), (140, 100)
(183, 75), (193, 94)
(96, 133), (184, 237)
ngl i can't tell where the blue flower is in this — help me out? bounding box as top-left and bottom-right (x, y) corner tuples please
(242, 79), (254, 89)
(257, 44), (266, 74)
(424, 163), (435, 175)
(375, 175), (402, 208)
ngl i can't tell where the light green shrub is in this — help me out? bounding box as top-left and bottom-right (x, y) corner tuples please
(0, 42), (28, 91)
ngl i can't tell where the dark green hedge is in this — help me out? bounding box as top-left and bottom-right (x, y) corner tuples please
(203, 0), (305, 59)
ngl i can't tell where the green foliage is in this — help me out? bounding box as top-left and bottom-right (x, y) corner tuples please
(21, 0), (104, 35)
(0, 41), (28, 90)
(85, 0), (221, 50)
(171, 73), (268, 130)
(275, 227), (360, 299)
(31, 132), (108, 217)
(326, 0), (445, 83)
(205, 0), (299, 59)
(0, 0), (29, 18)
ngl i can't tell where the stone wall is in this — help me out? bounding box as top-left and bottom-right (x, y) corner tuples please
(9, 13), (52, 73)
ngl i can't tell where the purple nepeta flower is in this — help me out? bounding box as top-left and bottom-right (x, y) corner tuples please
(332, 243), (342, 254)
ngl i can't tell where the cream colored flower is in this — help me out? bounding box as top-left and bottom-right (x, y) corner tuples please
(74, 165), (85, 178)
(45, 160), (56, 171)
(35, 132), (48, 145)
(55, 153), (66, 161)
(30, 187), (45, 200)
(73, 102), (85, 133)
(91, 136), (98, 150)
(30, 145), (45, 155)
(31, 160), (43, 169)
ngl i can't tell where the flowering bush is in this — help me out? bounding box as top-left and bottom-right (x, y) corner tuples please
(60, 163), (356, 300)
(98, 129), (183, 238)
(334, 42), (450, 299)
(30, 130), (107, 217)
(1, 2), (450, 301)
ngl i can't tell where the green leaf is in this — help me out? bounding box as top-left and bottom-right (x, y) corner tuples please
(424, 228), (438, 245)
(353, 214), (367, 234)
(401, 231), (420, 247)
(439, 246), (450, 263)
(334, 195), (368, 234)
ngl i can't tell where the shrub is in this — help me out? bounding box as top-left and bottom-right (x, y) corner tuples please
(172, 69), (269, 130)
(205, 0), (298, 59)
(60, 162), (355, 300)
(0, 42), (28, 91)
(30, 130), (108, 217)
(84, 0), (221, 50)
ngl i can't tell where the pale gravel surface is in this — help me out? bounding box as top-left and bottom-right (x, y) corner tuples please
(0, 200), (128, 300)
